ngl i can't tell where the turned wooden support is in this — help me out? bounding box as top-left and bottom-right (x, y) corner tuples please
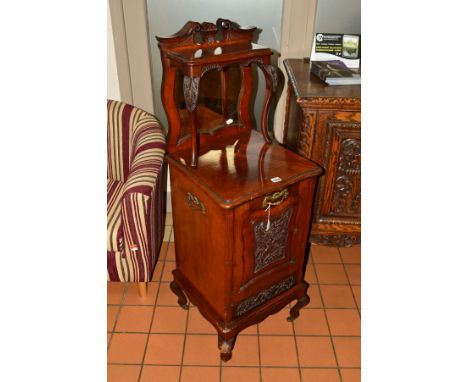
(287, 293), (310, 322)
(137, 282), (148, 298)
(218, 334), (238, 362)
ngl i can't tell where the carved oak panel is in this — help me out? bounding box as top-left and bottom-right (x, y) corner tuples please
(316, 121), (361, 224)
(253, 208), (293, 273)
(235, 275), (295, 317)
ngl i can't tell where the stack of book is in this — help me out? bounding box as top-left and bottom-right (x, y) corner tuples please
(310, 60), (361, 86)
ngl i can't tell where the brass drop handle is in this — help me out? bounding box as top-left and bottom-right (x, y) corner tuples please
(262, 189), (289, 208)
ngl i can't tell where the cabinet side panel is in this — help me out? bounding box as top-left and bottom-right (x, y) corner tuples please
(170, 165), (231, 318)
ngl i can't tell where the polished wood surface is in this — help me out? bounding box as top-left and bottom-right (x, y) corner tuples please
(283, 59), (361, 247)
(158, 21), (322, 361)
(167, 130), (321, 208)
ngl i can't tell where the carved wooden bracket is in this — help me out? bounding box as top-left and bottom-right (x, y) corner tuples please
(183, 76), (200, 112)
(264, 64), (278, 92)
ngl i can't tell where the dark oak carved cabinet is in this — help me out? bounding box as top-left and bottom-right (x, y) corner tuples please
(283, 59), (361, 247)
(157, 20), (322, 362)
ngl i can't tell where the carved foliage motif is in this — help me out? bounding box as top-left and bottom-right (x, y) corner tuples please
(253, 208), (292, 273)
(311, 233), (361, 247)
(200, 64), (222, 77)
(331, 138), (361, 215)
(183, 76), (200, 112)
(235, 275), (295, 317)
(264, 65), (278, 91)
(298, 113), (316, 159)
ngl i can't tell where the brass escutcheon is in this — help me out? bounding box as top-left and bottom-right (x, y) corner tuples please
(186, 192), (206, 213)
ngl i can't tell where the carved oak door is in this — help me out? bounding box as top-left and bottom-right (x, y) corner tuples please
(317, 121), (361, 225)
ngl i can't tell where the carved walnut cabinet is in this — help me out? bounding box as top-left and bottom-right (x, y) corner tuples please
(283, 59), (361, 247)
(157, 21), (322, 361)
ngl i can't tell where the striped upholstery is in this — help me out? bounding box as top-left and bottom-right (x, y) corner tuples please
(107, 100), (166, 282)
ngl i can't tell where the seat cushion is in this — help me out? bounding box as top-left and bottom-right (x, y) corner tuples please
(107, 178), (125, 252)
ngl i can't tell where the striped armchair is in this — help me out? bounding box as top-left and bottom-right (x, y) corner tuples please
(107, 100), (166, 295)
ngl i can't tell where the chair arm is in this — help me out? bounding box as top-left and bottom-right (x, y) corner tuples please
(123, 117), (166, 197)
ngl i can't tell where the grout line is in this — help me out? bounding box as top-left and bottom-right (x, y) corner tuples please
(337, 247), (361, 319)
(256, 324), (262, 382)
(136, 241), (169, 382)
(107, 282), (129, 351)
(178, 299), (191, 381)
(109, 362), (361, 369)
(107, 303), (359, 310)
(310, 247), (343, 382)
(109, 330), (359, 338)
(291, 312), (303, 381)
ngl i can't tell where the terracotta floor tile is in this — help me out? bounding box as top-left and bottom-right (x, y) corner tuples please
(124, 282), (159, 305)
(107, 365), (140, 382)
(340, 368), (361, 382)
(107, 282), (126, 304)
(181, 366), (220, 382)
(259, 336), (298, 367)
(306, 284), (323, 308)
(261, 367), (300, 382)
(107, 333), (147, 364)
(166, 242), (176, 261)
(107, 306), (119, 332)
(140, 365), (180, 382)
(222, 367), (260, 381)
(333, 337), (361, 367)
(296, 336), (336, 367)
(162, 261), (176, 282)
(300, 368), (341, 382)
(183, 335), (220, 366)
(144, 334), (184, 365)
(320, 285), (356, 308)
(339, 246), (361, 264)
(304, 263), (318, 284)
(326, 309), (361, 336)
(152, 262), (164, 281)
(315, 264), (348, 284)
(187, 307), (218, 335)
(293, 309), (329, 335)
(351, 285), (361, 308)
(344, 264), (361, 285)
(158, 241), (169, 257)
(115, 306), (153, 333)
(156, 282), (178, 306)
(311, 246), (342, 263)
(165, 213), (173, 226)
(227, 335), (259, 366)
(240, 323), (258, 335)
(259, 308), (294, 335)
(107, 333), (112, 346)
(151, 306), (188, 333)
(170, 230), (175, 242)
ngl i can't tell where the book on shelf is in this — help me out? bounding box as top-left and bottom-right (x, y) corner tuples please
(310, 33), (360, 68)
(310, 60), (360, 86)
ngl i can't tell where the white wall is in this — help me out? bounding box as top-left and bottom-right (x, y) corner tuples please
(314, 0), (360, 34)
(107, 3), (121, 101)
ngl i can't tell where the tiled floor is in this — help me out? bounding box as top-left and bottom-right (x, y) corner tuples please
(108, 214), (361, 382)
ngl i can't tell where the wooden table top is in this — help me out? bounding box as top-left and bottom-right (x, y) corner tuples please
(166, 130), (322, 209)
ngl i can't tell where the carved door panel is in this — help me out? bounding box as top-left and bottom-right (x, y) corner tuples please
(315, 121), (361, 224)
(231, 183), (304, 309)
